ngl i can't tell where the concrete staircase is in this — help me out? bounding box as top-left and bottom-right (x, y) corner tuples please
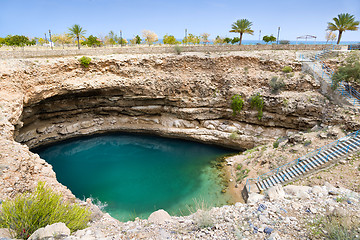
(256, 132), (360, 191)
(244, 130), (360, 196)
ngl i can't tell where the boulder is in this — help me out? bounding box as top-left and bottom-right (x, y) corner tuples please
(247, 193), (265, 204)
(267, 184), (285, 201)
(28, 222), (70, 240)
(148, 209), (171, 224)
(283, 185), (311, 199)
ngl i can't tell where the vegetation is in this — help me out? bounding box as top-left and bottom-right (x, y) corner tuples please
(223, 37), (232, 44)
(201, 33), (210, 44)
(325, 31), (337, 44)
(282, 66), (293, 73)
(213, 36), (225, 45)
(230, 94), (244, 115)
(250, 93), (264, 120)
(82, 35), (101, 47)
(52, 33), (72, 49)
(308, 215), (360, 240)
(327, 13), (359, 44)
(332, 52), (360, 89)
(230, 131), (240, 140)
(3, 35), (35, 48)
(279, 40), (290, 45)
(68, 24), (86, 49)
(79, 56), (92, 67)
(0, 182), (91, 239)
(231, 37), (240, 45)
(130, 35), (141, 45)
(235, 164), (250, 183)
(269, 76), (285, 93)
(174, 45), (182, 55)
(142, 30), (158, 45)
(163, 35), (179, 45)
(262, 35), (276, 44)
(182, 33), (200, 45)
(229, 19), (254, 45)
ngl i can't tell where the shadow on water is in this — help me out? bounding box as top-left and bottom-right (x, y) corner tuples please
(34, 132), (237, 221)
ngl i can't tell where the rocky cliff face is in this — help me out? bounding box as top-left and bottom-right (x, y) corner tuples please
(0, 50), (356, 201)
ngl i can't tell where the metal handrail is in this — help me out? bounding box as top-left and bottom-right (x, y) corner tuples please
(246, 129), (359, 193)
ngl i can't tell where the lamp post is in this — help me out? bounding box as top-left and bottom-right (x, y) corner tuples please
(259, 30), (261, 43)
(49, 30), (53, 50)
(120, 30), (123, 47)
(277, 27), (280, 45)
(44, 33), (47, 43)
(185, 28), (187, 45)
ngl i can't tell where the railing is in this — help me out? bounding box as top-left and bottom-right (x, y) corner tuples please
(245, 129), (360, 193)
(298, 49), (360, 107)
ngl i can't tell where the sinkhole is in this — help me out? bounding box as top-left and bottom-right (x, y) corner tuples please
(34, 133), (236, 221)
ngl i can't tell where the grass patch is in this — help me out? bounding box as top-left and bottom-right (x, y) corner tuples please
(0, 182), (91, 239)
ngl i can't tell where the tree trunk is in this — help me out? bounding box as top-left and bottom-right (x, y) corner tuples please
(239, 33), (243, 45)
(77, 36), (80, 49)
(337, 31), (343, 45)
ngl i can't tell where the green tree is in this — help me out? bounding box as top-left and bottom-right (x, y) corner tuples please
(68, 24), (86, 49)
(186, 33), (200, 45)
(223, 37), (232, 44)
(327, 13), (359, 45)
(130, 35), (141, 45)
(163, 34), (178, 45)
(0, 37), (4, 47)
(4, 35), (34, 49)
(231, 37), (240, 45)
(105, 31), (117, 46)
(263, 35), (276, 44)
(214, 36), (225, 45)
(229, 19), (254, 45)
(83, 35), (101, 47)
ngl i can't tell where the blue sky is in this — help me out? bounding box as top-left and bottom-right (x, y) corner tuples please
(1, 0), (360, 41)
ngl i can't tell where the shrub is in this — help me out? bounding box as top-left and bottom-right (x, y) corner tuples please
(273, 140), (279, 148)
(282, 66), (293, 73)
(230, 132), (240, 140)
(0, 182), (91, 239)
(269, 76), (285, 93)
(230, 94), (244, 116)
(332, 52), (360, 89)
(279, 40), (290, 45)
(174, 45), (182, 55)
(250, 93), (264, 120)
(79, 56), (92, 68)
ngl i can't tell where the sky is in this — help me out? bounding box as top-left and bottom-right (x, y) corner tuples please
(1, 0), (360, 41)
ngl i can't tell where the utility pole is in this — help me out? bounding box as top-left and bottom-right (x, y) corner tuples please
(259, 30), (261, 43)
(49, 30), (53, 50)
(185, 28), (187, 45)
(120, 30), (123, 47)
(277, 27), (280, 44)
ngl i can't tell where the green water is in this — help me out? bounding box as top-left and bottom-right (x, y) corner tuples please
(35, 133), (235, 221)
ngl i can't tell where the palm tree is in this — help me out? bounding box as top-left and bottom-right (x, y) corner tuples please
(327, 13), (359, 45)
(230, 19), (254, 45)
(68, 24), (86, 49)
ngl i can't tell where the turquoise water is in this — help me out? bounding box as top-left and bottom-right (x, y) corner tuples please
(35, 133), (235, 221)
